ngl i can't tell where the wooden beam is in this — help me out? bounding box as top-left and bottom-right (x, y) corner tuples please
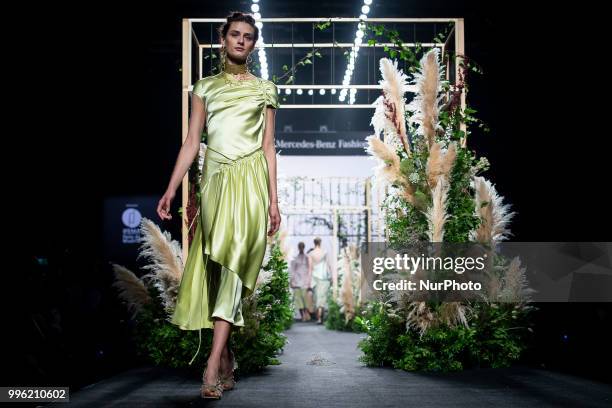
(199, 42), (443, 48)
(181, 18), (191, 262)
(454, 18), (467, 148)
(189, 17), (461, 23)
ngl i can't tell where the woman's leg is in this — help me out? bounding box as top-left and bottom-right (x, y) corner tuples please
(219, 325), (233, 376)
(204, 318), (231, 384)
(208, 265), (242, 381)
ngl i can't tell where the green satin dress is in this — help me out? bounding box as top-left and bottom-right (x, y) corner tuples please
(170, 71), (279, 364)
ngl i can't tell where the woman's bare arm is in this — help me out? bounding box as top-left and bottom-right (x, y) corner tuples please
(307, 254), (313, 288)
(157, 93), (206, 220)
(167, 94), (206, 193)
(262, 106), (281, 235)
(262, 107), (278, 204)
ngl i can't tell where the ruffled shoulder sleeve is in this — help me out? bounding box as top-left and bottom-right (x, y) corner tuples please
(264, 80), (279, 109)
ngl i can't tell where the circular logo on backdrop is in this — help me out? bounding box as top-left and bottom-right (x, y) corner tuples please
(122, 208), (142, 228)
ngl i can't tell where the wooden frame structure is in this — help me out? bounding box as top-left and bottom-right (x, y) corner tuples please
(180, 17), (466, 261)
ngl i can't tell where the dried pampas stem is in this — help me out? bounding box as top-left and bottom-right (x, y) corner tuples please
(406, 48), (445, 150)
(372, 58), (412, 156)
(340, 247), (355, 322)
(426, 141), (457, 189)
(470, 177), (516, 244)
(426, 175), (450, 242)
(111, 263), (152, 319)
(137, 218), (184, 313)
(365, 135), (403, 186)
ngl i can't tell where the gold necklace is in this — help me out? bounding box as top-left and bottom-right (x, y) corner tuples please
(224, 62), (248, 75)
(222, 64), (257, 86)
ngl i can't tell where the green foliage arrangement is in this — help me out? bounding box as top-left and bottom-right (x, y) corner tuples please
(356, 299), (533, 372)
(115, 236), (293, 376)
(325, 294), (365, 333)
(351, 21), (534, 372)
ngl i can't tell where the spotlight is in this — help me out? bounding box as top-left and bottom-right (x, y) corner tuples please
(361, 5), (370, 14)
(255, 21), (263, 29)
(297, 88), (303, 95)
(359, 14), (368, 20)
(356, 30), (364, 39)
(308, 89), (314, 95)
(339, 95), (346, 102)
(331, 88), (337, 94)
(254, 12), (261, 20)
(251, 4), (260, 12)
(285, 88), (292, 95)
(364, 0), (372, 4)
(319, 88), (325, 95)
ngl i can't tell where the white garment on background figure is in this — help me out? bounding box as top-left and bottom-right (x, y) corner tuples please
(309, 248), (332, 309)
(311, 251), (330, 280)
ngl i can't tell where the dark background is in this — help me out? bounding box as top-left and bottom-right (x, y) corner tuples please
(9, 0), (610, 391)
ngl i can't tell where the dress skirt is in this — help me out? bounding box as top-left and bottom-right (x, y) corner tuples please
(312, 276), (331, 309)
(170, 147), (269, 364)
(170, 219), (245, 331)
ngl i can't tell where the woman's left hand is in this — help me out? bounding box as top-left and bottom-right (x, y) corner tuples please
(268, 203), (281, 236)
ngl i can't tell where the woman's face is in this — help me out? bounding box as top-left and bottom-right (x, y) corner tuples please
(222, 21), (256, 62)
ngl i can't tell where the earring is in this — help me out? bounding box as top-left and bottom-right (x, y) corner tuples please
(246, 53), (253, 70)
(220, 46), (226, 71)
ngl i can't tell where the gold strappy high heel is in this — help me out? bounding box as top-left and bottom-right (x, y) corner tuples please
(201, 367), (223, 399)
(219, 349), (237, 391)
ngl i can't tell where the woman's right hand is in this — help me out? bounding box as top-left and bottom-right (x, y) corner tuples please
(157, 190), (175, 220)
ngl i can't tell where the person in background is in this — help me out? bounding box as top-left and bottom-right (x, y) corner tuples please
(289, 242), (311, 322)
(307, 237), (333, 324)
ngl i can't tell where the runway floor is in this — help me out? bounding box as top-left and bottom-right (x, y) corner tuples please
(46, 321), (612, 407)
